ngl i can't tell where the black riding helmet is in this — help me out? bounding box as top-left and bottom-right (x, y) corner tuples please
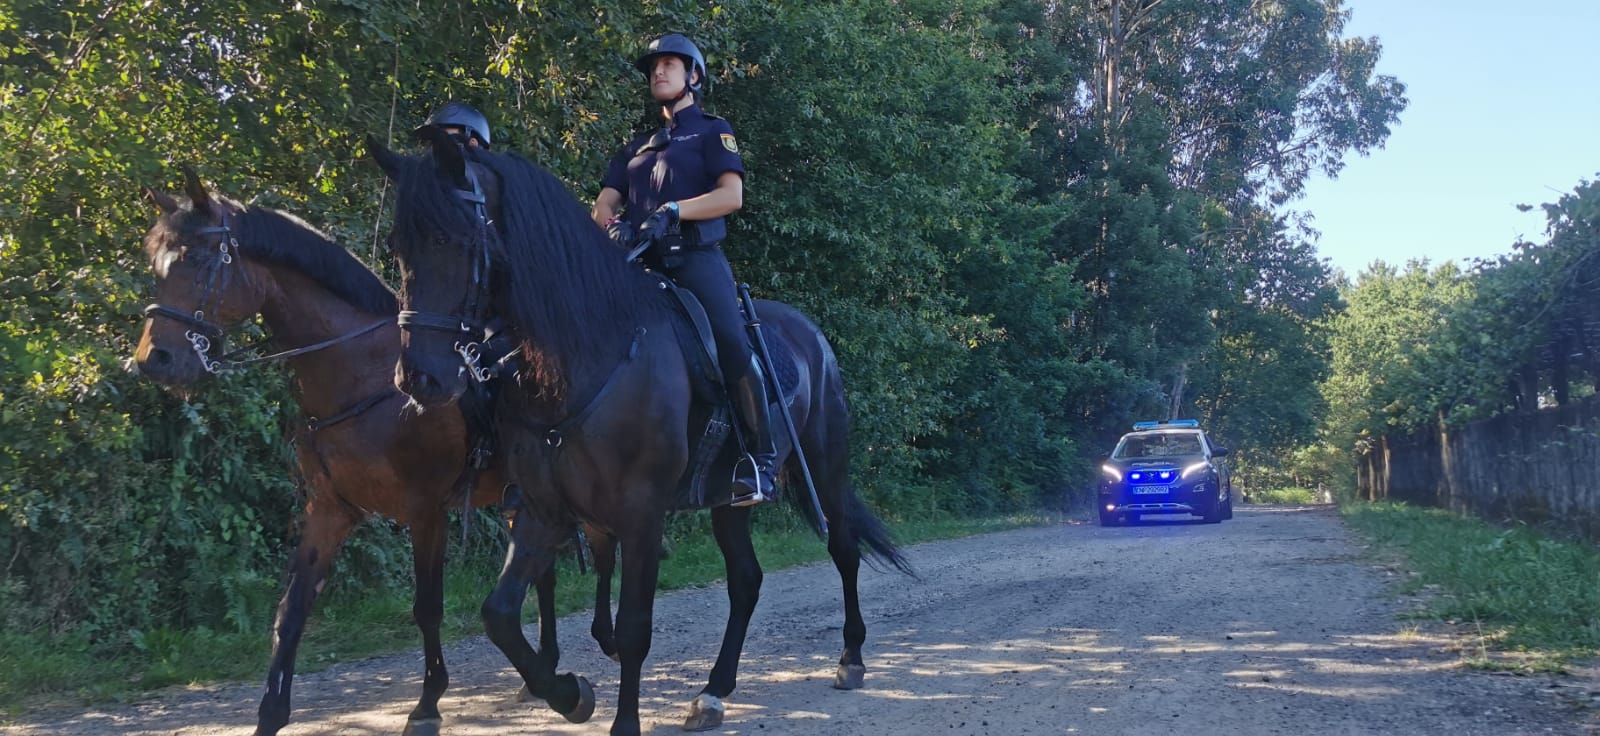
(418, 101), (491, 149)
(634, 34), (707, 97)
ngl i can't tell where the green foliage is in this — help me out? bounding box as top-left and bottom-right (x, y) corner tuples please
(1121, 0), (1408, 206)
(1244, 486), (1322, 505)
(1345, 502), (1600, 667)
(719, 0), (1023, 507)
(1320, 260), (1474, 444)
(1314, 178), (1600, 493)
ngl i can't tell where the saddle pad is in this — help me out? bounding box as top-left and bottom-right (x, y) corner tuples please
(657, 277), (799, 402)
(755, 319), (800, 400)
(657, 276), (721, 374)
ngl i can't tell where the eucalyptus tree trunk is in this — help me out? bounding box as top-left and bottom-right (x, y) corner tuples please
(1168, 362), (1187, 420)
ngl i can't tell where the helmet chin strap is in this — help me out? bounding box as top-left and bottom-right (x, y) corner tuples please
(658, 69), (699, 125)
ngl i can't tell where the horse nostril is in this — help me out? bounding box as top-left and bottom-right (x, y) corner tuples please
(398, 366), (433, 398)
(151, 348), (174, 366)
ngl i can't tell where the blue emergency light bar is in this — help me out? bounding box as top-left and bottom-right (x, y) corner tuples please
(1131, 419), (1200, 430)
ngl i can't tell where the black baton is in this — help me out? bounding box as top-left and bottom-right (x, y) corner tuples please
(738, 284), (828, 537)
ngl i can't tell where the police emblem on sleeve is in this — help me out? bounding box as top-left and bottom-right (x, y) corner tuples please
(720, 133), (739, 153)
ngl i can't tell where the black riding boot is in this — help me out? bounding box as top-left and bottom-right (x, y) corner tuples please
(730, 356), (778, 507)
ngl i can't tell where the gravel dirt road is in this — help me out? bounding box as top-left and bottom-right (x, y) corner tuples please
(5, 504), (1592, 735)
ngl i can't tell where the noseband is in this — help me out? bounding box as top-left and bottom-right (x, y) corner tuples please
(396, 163), (497, 383)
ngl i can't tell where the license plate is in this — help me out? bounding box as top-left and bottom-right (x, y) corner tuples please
(1132, 485), (1169, 495)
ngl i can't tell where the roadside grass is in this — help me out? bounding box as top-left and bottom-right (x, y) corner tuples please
(1245, 487), (1323, 504)
(1342, 501), (1600, 672)
(0, 508), (1047, 713)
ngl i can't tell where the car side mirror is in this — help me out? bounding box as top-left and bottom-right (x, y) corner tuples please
(1212, 447), (1230, 458)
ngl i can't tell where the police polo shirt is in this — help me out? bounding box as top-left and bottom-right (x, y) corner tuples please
(602, 104), (745, 229)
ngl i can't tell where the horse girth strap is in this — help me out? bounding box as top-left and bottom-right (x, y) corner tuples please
(510, 326), (646, 449)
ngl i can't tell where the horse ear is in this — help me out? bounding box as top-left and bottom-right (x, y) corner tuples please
(143, 187), (180, 214)
(366, 133), (406, 181)
(416, 124), (467, 184)
(181, 166), (213, 213)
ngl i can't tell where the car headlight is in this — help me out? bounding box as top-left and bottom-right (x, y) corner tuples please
(1101, 464), (1122, 482)
(1181, 461), (1212, 479)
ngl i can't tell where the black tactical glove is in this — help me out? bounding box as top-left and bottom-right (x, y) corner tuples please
(605, 217), (632, 249)
(635, 201), (680, 247)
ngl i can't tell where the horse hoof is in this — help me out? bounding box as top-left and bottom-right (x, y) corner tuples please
(517, 684), (537, 703)
(833, 663), (866, 690)
(401, 718), (442, 736)
(683, 694), (725, 731)
(561, 675), (596, 724)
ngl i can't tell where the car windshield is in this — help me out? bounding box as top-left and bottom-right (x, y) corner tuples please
(1113, 432), (1204, 459)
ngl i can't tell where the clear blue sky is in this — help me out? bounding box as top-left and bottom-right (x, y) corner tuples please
(1297, 0), (1600, 277)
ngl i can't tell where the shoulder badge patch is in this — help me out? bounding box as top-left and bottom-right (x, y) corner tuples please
(720, 133), (739, 153)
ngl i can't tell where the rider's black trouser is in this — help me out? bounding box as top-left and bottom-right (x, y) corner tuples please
(660, 247), (753, 388)
(658, 245), (776, 481)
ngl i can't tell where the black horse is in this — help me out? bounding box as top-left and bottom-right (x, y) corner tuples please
(369, 129), (913, 735)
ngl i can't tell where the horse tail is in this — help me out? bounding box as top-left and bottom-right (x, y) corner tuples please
(766, 300), (914, 577)
(843, 490), (917, 578)
(790, 486), (916, 578)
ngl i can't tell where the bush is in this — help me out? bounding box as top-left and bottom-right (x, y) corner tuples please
(1244, 487), (1324, 505)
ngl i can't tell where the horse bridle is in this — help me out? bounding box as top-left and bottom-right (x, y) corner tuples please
(392, 154), (647, 451)
(395, 163), (497, 384)
(143, 212), (242, 374)
(144, 208), (388, 375)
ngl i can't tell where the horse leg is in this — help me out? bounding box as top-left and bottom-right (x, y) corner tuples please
(813, 420), (869, 690)
(255, 502), (358, 736)
(533, 559), (559, 659)
(683, 506), (762, 731)
(401, 517), (449, 736)
(825, 493), (867, 689)
(514, 559), (567, 704)
(588, 526), (620, 661)
(611, 522), (666, 736)
(481, 509), (594, 724)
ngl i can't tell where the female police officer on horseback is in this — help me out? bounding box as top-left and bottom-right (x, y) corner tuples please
(590, 34), (776, 506)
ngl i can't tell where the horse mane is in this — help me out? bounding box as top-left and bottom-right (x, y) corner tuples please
(234, 204), (398, 315)
(157, 196), (398, 316)
(476, 149), (673, 352)
(391, 146), (672, 380)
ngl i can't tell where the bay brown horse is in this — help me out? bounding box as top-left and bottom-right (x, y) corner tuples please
(371, 130), (913, 735)
(132, 173), (584, 735)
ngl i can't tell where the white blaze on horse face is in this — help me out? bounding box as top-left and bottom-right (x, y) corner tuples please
(154, 248), (182, 279)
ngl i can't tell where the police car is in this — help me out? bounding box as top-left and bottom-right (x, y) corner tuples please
(1097, 419), (1233, 526)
